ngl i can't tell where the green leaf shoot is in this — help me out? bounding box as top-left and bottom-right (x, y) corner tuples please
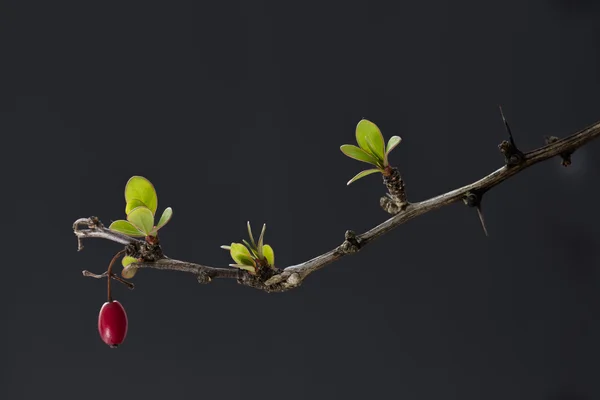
(124, 176), (158, 215)
(340, 144), (381, 167)
(109, 220), (146, 237)
(125, 199), (146, 215)
(346, 169), (381, 185)
(229, 243), (256, 267)
(150, 207), (173, 235)
(127, 206), (155, 236)
(355, 119), (385, 161)
(384, 135), (402, 166)
(121, 256), (138, 279)
(263, 244), (275, 267)
(256, 223), (266, 259)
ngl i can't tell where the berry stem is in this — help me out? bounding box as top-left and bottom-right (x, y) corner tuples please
(107, 250), (126, 302)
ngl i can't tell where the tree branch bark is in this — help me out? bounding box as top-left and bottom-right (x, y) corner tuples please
(74, 120), (600, 292)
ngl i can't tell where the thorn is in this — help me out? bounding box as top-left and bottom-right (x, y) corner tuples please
(475, 205), (489, 237)
(463, 191), (489, 237)
(497, 106), (524, 166)
(498, 105), (517, 148)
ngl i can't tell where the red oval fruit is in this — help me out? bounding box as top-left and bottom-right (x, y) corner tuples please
(98, 300), (128, 347)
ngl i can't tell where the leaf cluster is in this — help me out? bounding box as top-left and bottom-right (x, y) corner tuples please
(220, 222), (275, 275)
(340, 119), (401, 185)
(109, 176), (173, 237)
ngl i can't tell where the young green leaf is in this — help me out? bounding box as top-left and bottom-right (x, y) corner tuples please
(124, 176), (158, 215)
(122, 256), (137, 267)
(355, 119), (385, 161)
(256, 223), (266, 259)
(125, 199), (146, 215)
(242, 239), (259, 258)
(229, 264), (257, 274)
(346, 169), (381, 185)
(246, 221), (256, 247)
(127, 206), (155, 236)
(230, 243), (256, 267)
(384, 135), (402, 166)
(263, 244), (275, 267)
(109, 220), (146, 237)
(340, 145), (381, 166)
(121, 256), (138, 279)
(150, 207), (173, 235)
(364, 136), (384, 165)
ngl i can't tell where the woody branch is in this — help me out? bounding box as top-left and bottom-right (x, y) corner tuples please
(74, 119), (600, 293)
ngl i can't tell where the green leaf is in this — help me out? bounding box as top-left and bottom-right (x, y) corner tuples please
(242, 240), (259, 257)
(230, 243), (256, 266)
(263, 244), (275, 266)
(364, 136), (384, 164)
(346, 169), (381, 185)
(229, 264), (257, 274)
(355, 119), (385, 161)
(256, 223), (266, 259)
(340, 145), (380, 166)
(247, 221), (256, 247)
(384, 135), (402, 166)
(122, 256), (137, 267)
(124, 176), (158, 215)
(127, 206), (155, 236)
(125, 199), (146, 215)
(109, 220), (145, 237)
(150, 207), (173, 235)
(122, 267), (137, 279)
(121, 256), (138, 279)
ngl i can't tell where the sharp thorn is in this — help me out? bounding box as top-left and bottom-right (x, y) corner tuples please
(498, 105), (516, 147)
(476, 205), (489, 237)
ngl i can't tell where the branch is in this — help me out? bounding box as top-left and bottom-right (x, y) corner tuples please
(73, 120), (600, 292)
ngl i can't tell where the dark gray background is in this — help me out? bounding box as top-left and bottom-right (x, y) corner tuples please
(2, 1), (600, 399)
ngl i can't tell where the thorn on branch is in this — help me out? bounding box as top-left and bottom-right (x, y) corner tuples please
(545, 136), (574, 167)
(498, 106), (524, 166)
(462, 191), (489, 236)
(340, 230), (362, 253)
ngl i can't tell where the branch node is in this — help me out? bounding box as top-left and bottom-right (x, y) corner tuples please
(197, 273), (212, 284)
(340, 230), (361, 253)
(545, 135), (574, 167)
(498, 140), (525, 166)
(264, 273), (285, 286)
(284, 273), (301, 288)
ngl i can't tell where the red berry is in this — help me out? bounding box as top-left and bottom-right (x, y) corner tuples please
(98, 300), (128, 347)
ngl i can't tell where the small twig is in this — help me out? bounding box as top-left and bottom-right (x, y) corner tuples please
(74, 119), (600, 292)
(82, 270), (135, 290)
